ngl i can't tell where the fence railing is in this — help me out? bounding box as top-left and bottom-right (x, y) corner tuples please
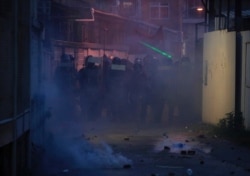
(0, 109), (30, 146)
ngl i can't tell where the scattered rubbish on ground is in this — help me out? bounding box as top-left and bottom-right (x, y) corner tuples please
(200, 160), (204, 165)
(168, 172), (175, 176)
(156, 165), (184, 169)
(164, 146), (171, 151)
(163, 132), (168, 138)
(123, 164), (131, 169)
(197, 134), (206, 139)
(62, 169), (69, 173)
(186, 168), (193, 175)
(124, 137), (130, 141)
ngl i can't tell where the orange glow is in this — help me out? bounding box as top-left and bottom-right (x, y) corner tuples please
(197, 7), (204, 11)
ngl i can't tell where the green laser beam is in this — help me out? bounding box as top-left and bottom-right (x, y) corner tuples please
(139, 41), (172, 59)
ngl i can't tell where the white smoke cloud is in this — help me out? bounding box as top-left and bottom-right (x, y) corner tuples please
(44, 116), (132, 170)
(66, 138), (132, 169)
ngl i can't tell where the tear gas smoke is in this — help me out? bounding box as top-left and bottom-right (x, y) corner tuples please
(43, 82), (132, 171)
(46, 135), (132, 169)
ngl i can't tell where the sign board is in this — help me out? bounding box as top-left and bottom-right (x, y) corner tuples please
(88, 57), (102, 64)
(111, 64), (126, 71)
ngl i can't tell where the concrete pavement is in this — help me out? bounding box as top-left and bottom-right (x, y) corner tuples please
(32, 120), (250, 176)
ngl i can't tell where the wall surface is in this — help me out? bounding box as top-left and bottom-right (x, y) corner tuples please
(202, 30), (236, 125)
(202, 30), (250, 129)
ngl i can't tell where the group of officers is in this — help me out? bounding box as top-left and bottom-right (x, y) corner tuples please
(54, 53), (196, 125)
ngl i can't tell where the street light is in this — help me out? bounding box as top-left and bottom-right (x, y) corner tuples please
(196, 7), (204, 12)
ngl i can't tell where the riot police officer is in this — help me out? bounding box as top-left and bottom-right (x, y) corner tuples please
(78, 55), (101, 121)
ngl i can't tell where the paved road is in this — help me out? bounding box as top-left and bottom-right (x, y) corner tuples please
(33, 120), (250, 176)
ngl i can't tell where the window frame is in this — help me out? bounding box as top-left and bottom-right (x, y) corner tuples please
(150, 2), (169, 20)
(121, 0), (136, 16)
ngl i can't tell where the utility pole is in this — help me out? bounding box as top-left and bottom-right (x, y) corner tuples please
(178, 0), (184, 58)
(104, 27), (108, 55)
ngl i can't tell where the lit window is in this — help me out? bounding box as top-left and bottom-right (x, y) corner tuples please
(123, 1), (133, 8)
(150, 2), (169, 19)
(121, 0), (135, 16)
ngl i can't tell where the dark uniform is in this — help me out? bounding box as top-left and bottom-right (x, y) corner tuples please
(78, 56), (101, 121)
(142, 55), (159, 123)
(99, 55), (112, 118)
(156, 58), (176, 124)
(107, 57), (127, 121)
(129, 58), (147, 123)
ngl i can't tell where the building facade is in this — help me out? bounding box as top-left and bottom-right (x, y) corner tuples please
(0, 1), (205, 174)
(202, 0), (250, 129)
(48, 0), (204, 73)
(0, 0), (50, 175)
